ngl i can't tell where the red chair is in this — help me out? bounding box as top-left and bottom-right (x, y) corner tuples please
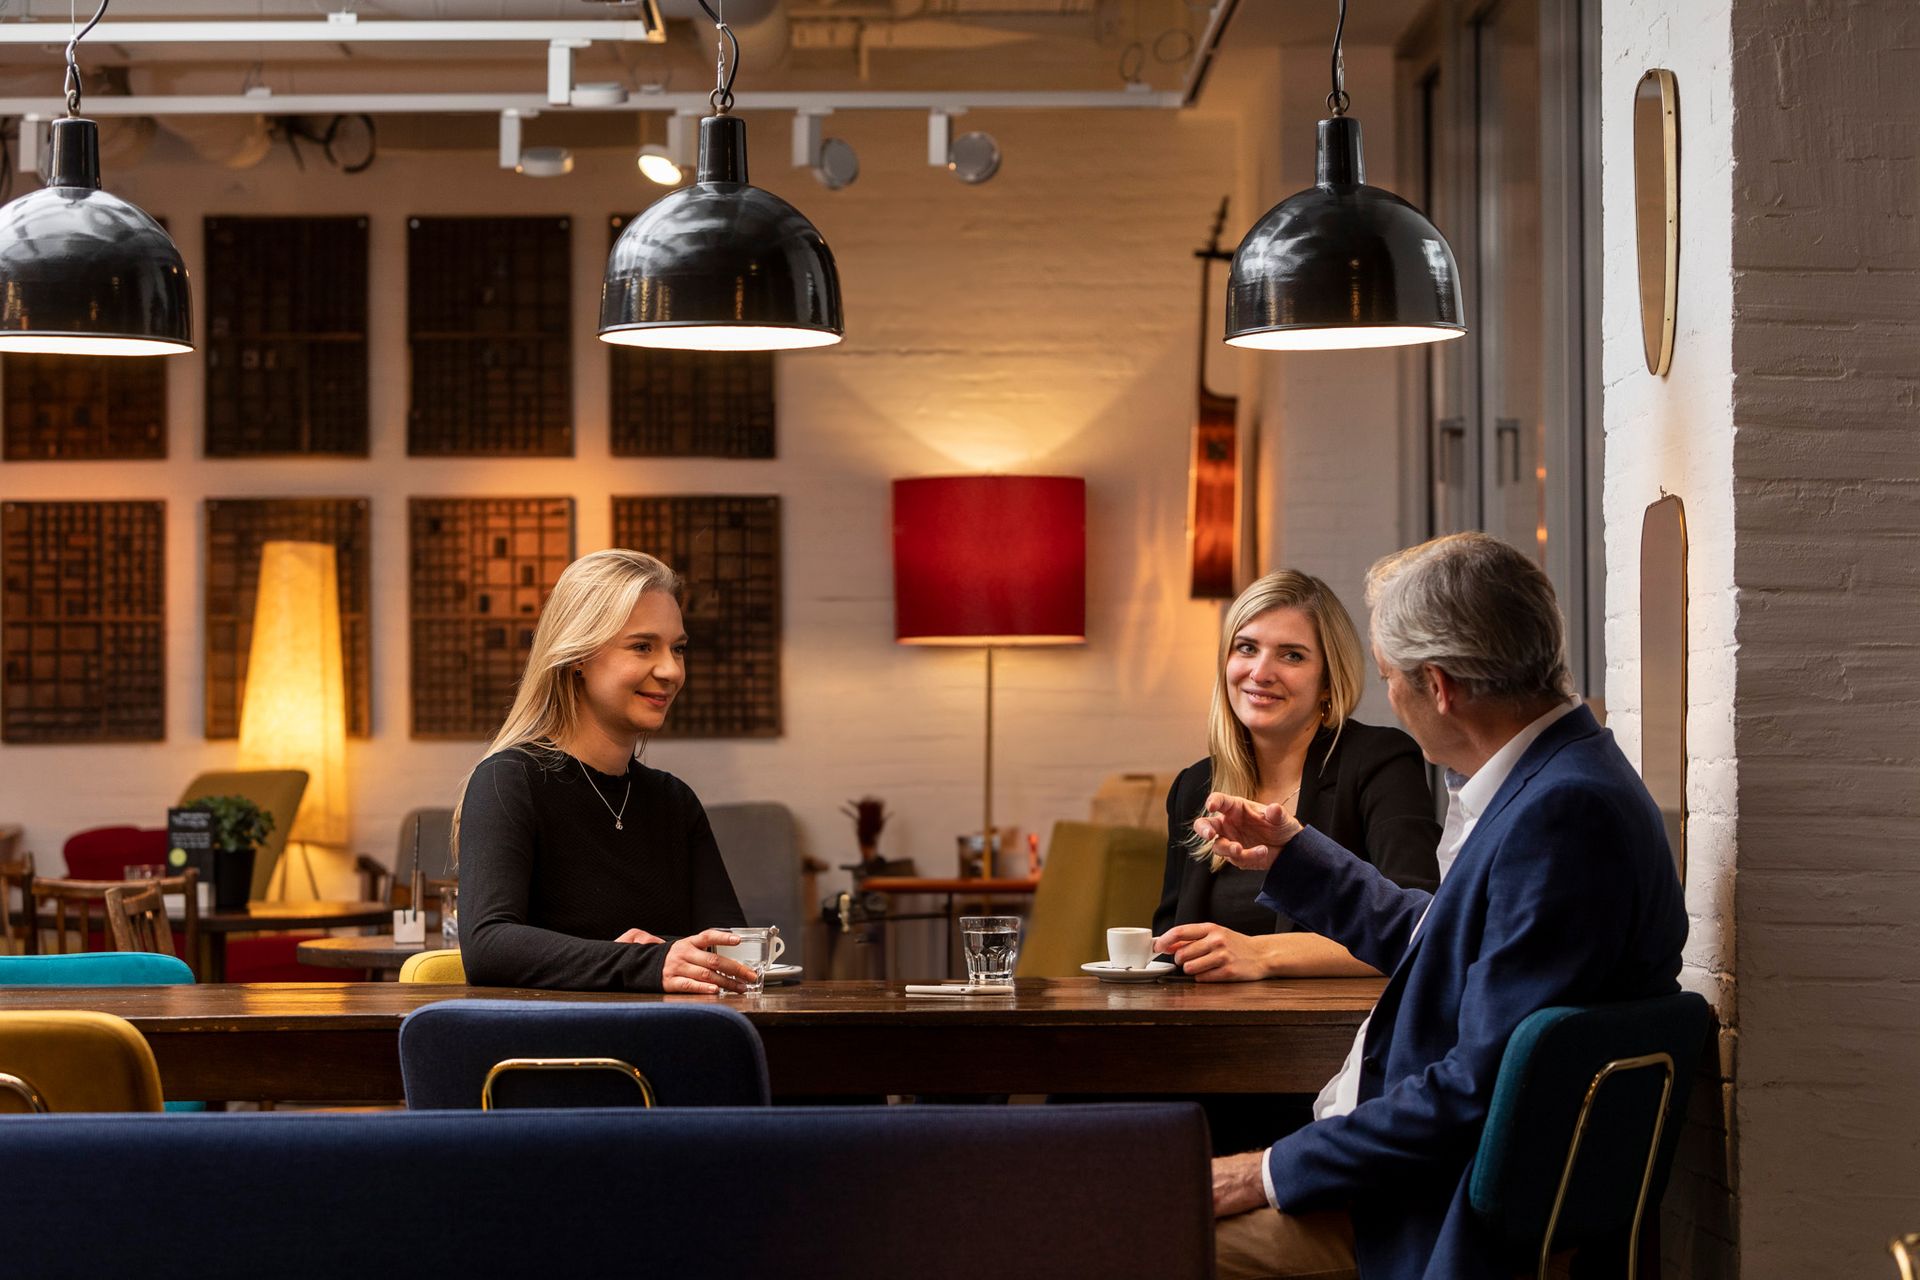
(61, 827), (168, 880)
(62, 827), (343, 983)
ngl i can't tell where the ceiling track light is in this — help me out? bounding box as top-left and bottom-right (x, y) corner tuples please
(793, 109), (858, 191)
(637, 111), (692, 185)
(499, 108), (571, 177)
(0, 0), (191, 356)
(1224, 0), (1465, 351)
(927, 108), (1000, 185)
(599, 0), (844, 353)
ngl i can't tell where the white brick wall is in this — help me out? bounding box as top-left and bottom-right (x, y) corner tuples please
(0, 107), (1236, 906)
(1729, 1), (1920, 1274)
(1600, 0), (1739, 1273)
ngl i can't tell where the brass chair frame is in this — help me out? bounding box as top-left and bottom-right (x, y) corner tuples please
(1536, 1050), (1676, 1280)
(479, 1057), (656, 1111)
(1891, 1234), (1920, 1280)
(0, 1070), (47, 1112)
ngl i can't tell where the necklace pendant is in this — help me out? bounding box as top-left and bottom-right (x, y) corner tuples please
(615, 820), (624, 831)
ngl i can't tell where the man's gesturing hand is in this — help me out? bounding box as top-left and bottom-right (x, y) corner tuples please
(1191, 792), (1304, 871)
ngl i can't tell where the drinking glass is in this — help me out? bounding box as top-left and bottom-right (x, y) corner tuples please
(123, 864), (166, 881)
(713, 925), (784, 994)
(959, 915), (1021, 985)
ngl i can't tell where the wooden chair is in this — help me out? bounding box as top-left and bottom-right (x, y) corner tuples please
(0, 852), (36, 956)
(104, 871), (200, 975)
(33, 877), (201, 979)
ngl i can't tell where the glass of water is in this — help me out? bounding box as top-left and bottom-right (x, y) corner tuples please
(959, 915), (1021, 985)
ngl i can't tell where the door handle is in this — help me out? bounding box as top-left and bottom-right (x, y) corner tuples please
(1437, 417), (1466, 485)
(1495, 418), (1522, 485)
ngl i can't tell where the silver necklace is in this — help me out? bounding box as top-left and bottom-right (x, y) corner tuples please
(579, 760), (632, 831)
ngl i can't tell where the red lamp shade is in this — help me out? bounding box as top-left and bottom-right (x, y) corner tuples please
(892, 476), (1086, 646)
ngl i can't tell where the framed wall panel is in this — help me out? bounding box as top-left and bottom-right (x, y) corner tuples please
(607, 215), (775, 458)
(204, 215), (370, 456)
(204, 497), (372, 739)
(408, 217), (572, 457)
(410, 496), (574, 738)
(613, 495), (780, 738)
(1, 500), (165, 742)
(2, 355), (167, 460)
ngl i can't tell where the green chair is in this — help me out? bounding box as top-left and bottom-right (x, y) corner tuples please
(177, 770), (308, 901)
(1470, 991), (1713, 1279)
(1014, 821), (1164, 978)
(0, 952), (203, 1111)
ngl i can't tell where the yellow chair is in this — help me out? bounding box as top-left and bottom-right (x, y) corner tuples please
(399, 949), (467, 984)
(177, 770), (309, 901)
(1014, 821), (1165, 978)
(0, 1011), (164, 1112)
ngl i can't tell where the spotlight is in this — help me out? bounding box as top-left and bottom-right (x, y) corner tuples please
(517, 146), (573, 178)
(637, 145), (682, 185)
(636, 113), (691, 186)
(927, 110), (1000, 185)
(948, 131), (1001, 185)
(499, 110), (572, 178)
(792, 111), (857, 191)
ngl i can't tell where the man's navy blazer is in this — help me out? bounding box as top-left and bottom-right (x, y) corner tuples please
(1256, 705), (1688, 1278)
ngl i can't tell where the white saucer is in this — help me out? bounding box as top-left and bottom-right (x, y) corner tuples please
(1082, 960), (1175, 983)
(763, 963), (803, 985)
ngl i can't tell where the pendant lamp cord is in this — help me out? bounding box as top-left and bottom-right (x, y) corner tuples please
(694, 0), (740, 116)
(1327, 0), (1349, 116)
(63, 0), (109, 117)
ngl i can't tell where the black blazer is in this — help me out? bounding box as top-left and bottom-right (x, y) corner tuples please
(1151, 719), (1441, 940)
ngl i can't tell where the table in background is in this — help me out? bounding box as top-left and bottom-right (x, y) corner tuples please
(198, 901), (392, 982)
(4, 977), (1384, 1103)
(856, 876), (1040, 979)
(296, 932), (450, 977)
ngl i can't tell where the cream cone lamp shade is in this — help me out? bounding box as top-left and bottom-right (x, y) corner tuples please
(236, 541), (348, 894)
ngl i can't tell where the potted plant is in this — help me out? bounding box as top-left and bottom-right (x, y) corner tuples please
(841, 796), (890, 875)
(187, 795), (274, 910)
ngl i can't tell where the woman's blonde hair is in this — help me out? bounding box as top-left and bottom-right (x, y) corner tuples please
(1193, 570), (1365, 870)
(450, 549), (682, 864)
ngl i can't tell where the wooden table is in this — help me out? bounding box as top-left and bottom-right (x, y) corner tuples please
(296, 932), (449, 973)
(0, 977), (1383, 1103)
(198, 901), (393, 982)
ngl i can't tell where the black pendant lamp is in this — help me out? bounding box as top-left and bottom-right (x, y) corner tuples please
(1225, 0), (1463, 352)
(598, 1), (842, 353)
(0, 0), (191, 356)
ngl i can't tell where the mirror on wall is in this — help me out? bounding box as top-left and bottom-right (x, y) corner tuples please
(1640, 493), (1688, 883)
(1633, 68), (1679, 376)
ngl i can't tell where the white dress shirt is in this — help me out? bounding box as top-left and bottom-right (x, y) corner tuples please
(1261, 699), (1580, 1209)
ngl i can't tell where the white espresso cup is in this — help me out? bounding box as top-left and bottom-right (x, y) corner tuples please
(1106, 926), (1154, 970)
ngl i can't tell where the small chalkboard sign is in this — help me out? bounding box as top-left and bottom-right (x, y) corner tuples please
(167, 807), (214, 883)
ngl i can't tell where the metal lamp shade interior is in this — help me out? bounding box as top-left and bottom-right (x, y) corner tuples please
(1226, 116), (1463, 352)
(0, 117), (191, 356)
(599, 114), (843, 352)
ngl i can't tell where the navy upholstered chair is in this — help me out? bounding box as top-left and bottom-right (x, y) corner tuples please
(1470, 991), (1714, 1279)
(0, 1104), (1213, 1278)
(398, 999), (770, 1110)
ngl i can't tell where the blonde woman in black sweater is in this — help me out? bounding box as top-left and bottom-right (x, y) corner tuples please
(1152, 570), (1440, 980)
(454, 549), (751, 993)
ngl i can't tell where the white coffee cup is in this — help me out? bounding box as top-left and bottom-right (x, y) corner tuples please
(1106, 926), (1153, 970)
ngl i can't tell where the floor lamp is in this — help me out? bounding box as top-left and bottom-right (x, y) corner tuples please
(892, 476), (1086, 877)
(236, 540), (349, 901)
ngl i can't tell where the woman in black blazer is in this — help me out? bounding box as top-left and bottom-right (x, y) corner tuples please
(1152, 570), (1440, 980)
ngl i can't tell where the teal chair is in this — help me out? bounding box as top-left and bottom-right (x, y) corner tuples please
(0, 952), (203, 1111)
(1470, 991), (1712, 1279)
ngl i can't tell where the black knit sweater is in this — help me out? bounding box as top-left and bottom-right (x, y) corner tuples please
(458, 747), (745, 991)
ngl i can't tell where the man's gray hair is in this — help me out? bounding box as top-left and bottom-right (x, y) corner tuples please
(1365, 533), (1575, 702)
